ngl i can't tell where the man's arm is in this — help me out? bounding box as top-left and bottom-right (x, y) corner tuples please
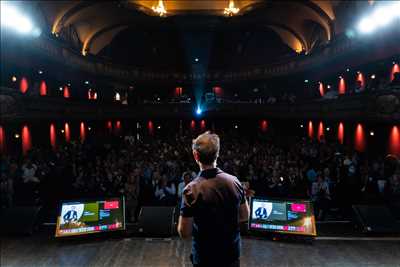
(177, 216), (193, 239)
(239, 198), (250, 223)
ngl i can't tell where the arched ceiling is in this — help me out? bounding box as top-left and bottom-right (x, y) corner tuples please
(34, 1), (347, 66)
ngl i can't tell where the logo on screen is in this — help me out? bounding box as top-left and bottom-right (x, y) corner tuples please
(60, 204), (84, 224)
(252, 201), (273, 220)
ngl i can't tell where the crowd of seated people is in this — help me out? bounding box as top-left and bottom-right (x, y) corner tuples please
(1, 130), (399, 222)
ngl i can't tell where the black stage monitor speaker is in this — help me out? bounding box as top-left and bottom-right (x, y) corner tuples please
(0, 206), (41, 235)
(352, 205), (399, 234)
(138, 206), (176, 237)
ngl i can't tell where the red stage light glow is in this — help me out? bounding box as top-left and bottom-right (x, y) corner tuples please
(106, 121), (112, 132)
(200, 120), (206, 131)
(190, 120), (196, 130)
(50, 124), (56, 150)
(356, 72), (365, 88)
(63, 86), (70, 98)
(39, 81), (47, 96)
(318, 122), (324, 142)
(338, 122), (344, 144)
(80, 122), (86, 143)
(338, 78), (346, 94)
(115, 120), (121, 135)
(0, 126), (5, 154)
(148, 121), (154, 135)
(261, 120), (268, 132)
(22, 125), (32, 155)
(308, 121), (314, 139)
(20, 77), (28, 93)
(319, 83), (324, 96)
(388, 125), (400, 157)
(354, 123), (366, 152)
(64, 123), (70, 142)
(391, 64), (399, 81)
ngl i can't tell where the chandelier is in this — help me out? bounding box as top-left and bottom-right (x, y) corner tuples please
(152, 0), (167, 17)
(224, 0), (240, 16)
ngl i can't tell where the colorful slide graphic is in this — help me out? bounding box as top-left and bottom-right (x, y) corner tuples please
(55, 197), (125, 237)
(249, 198), (316, 236)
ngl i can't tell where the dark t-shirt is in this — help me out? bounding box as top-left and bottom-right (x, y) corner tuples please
(180, 168), (246, 265)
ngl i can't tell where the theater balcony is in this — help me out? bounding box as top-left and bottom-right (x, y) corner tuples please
(1, 86), (399, 123)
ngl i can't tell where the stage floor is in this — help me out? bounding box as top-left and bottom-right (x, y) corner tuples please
(1, 233), (400, 267)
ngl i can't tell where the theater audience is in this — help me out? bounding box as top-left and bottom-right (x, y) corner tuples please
(0, 131), (399, 221)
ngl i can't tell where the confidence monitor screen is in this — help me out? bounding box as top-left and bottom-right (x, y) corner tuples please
(55, 197), (125, 237)
(249, 197), (317, 236)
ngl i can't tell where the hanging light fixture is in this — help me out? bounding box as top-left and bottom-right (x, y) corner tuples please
(152, 0), (167, 17)
(224, 0), (240, 16)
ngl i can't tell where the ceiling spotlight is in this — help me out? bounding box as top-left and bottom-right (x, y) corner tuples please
(1, 2), (34, 34)
(61, 129), (65, 134)
(157, 125), (161, 129)
(67, 83), (71, 87)
(339, 76), (343, 79)
(327, 85), (331, 89)
(14, 133), (20, 139)
(224, 0), (240, 16)
(326, 127), (330, 131)
(84, 81), (90, 85)
(346, 68), (350, 72)
(357, 17), (376, 34)
(38, 70), (43, 74)
(304, 79), (309, 83)
(59, 87), (63, 91)
(234, 125), (238, 129)
(88, 127), (92, 131)
(300, 124), (304, 128)
(157, 97), (161, 101)
(152, 0), (167, 17)
(194, 58), (199, 62)
(11, 76), (17, 82)
(196, 107), (202, 115)
(369, 131), (375, 136)
(393, 61), (396, 65)
(371, 74), (376, 79)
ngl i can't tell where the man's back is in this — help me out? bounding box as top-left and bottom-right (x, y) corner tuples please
(181, 168), (245, 266)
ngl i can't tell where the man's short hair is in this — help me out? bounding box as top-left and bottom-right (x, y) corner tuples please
(192, 131), (220, 165)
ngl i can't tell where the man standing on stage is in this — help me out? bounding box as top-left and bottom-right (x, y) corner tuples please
(178, 131), (250, 267)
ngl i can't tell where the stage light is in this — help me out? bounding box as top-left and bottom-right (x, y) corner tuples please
(346, 68), (350, 72)
(327, 85), (331, 89)
(38, 70), (43, 74)
(194, 58), (199, 62)
(157, 97), (161, 101)
(357, 17), (376, 34)
(326, 127), (330, 131)
(300, 124), (304, 128)
(85, 81), (90, 85)
(1, 2), (35, 34)
(61, 129), (65, 134)
(14, 133), (20, 139)
(370, 131), (375, 136)
(371, 74), (376, 79)
(88, 127), (92, 131)
(196, 107), (202, 115)
(304, 79), (309, 83)
(157, 125), (161, 129)
(59, 87), (63, 91)
(357, 1), (400, 34)
(11, 76), (17, 82)
(67, 83), (71, 86)
(234, 125), (238, 129)
(339, 76), (342, 79)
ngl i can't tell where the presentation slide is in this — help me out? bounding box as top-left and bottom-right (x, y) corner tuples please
(55, 197), (125, 237)
(249, 197), (316, 236)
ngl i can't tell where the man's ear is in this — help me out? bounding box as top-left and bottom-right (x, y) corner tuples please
(193, 150), (199, 161)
